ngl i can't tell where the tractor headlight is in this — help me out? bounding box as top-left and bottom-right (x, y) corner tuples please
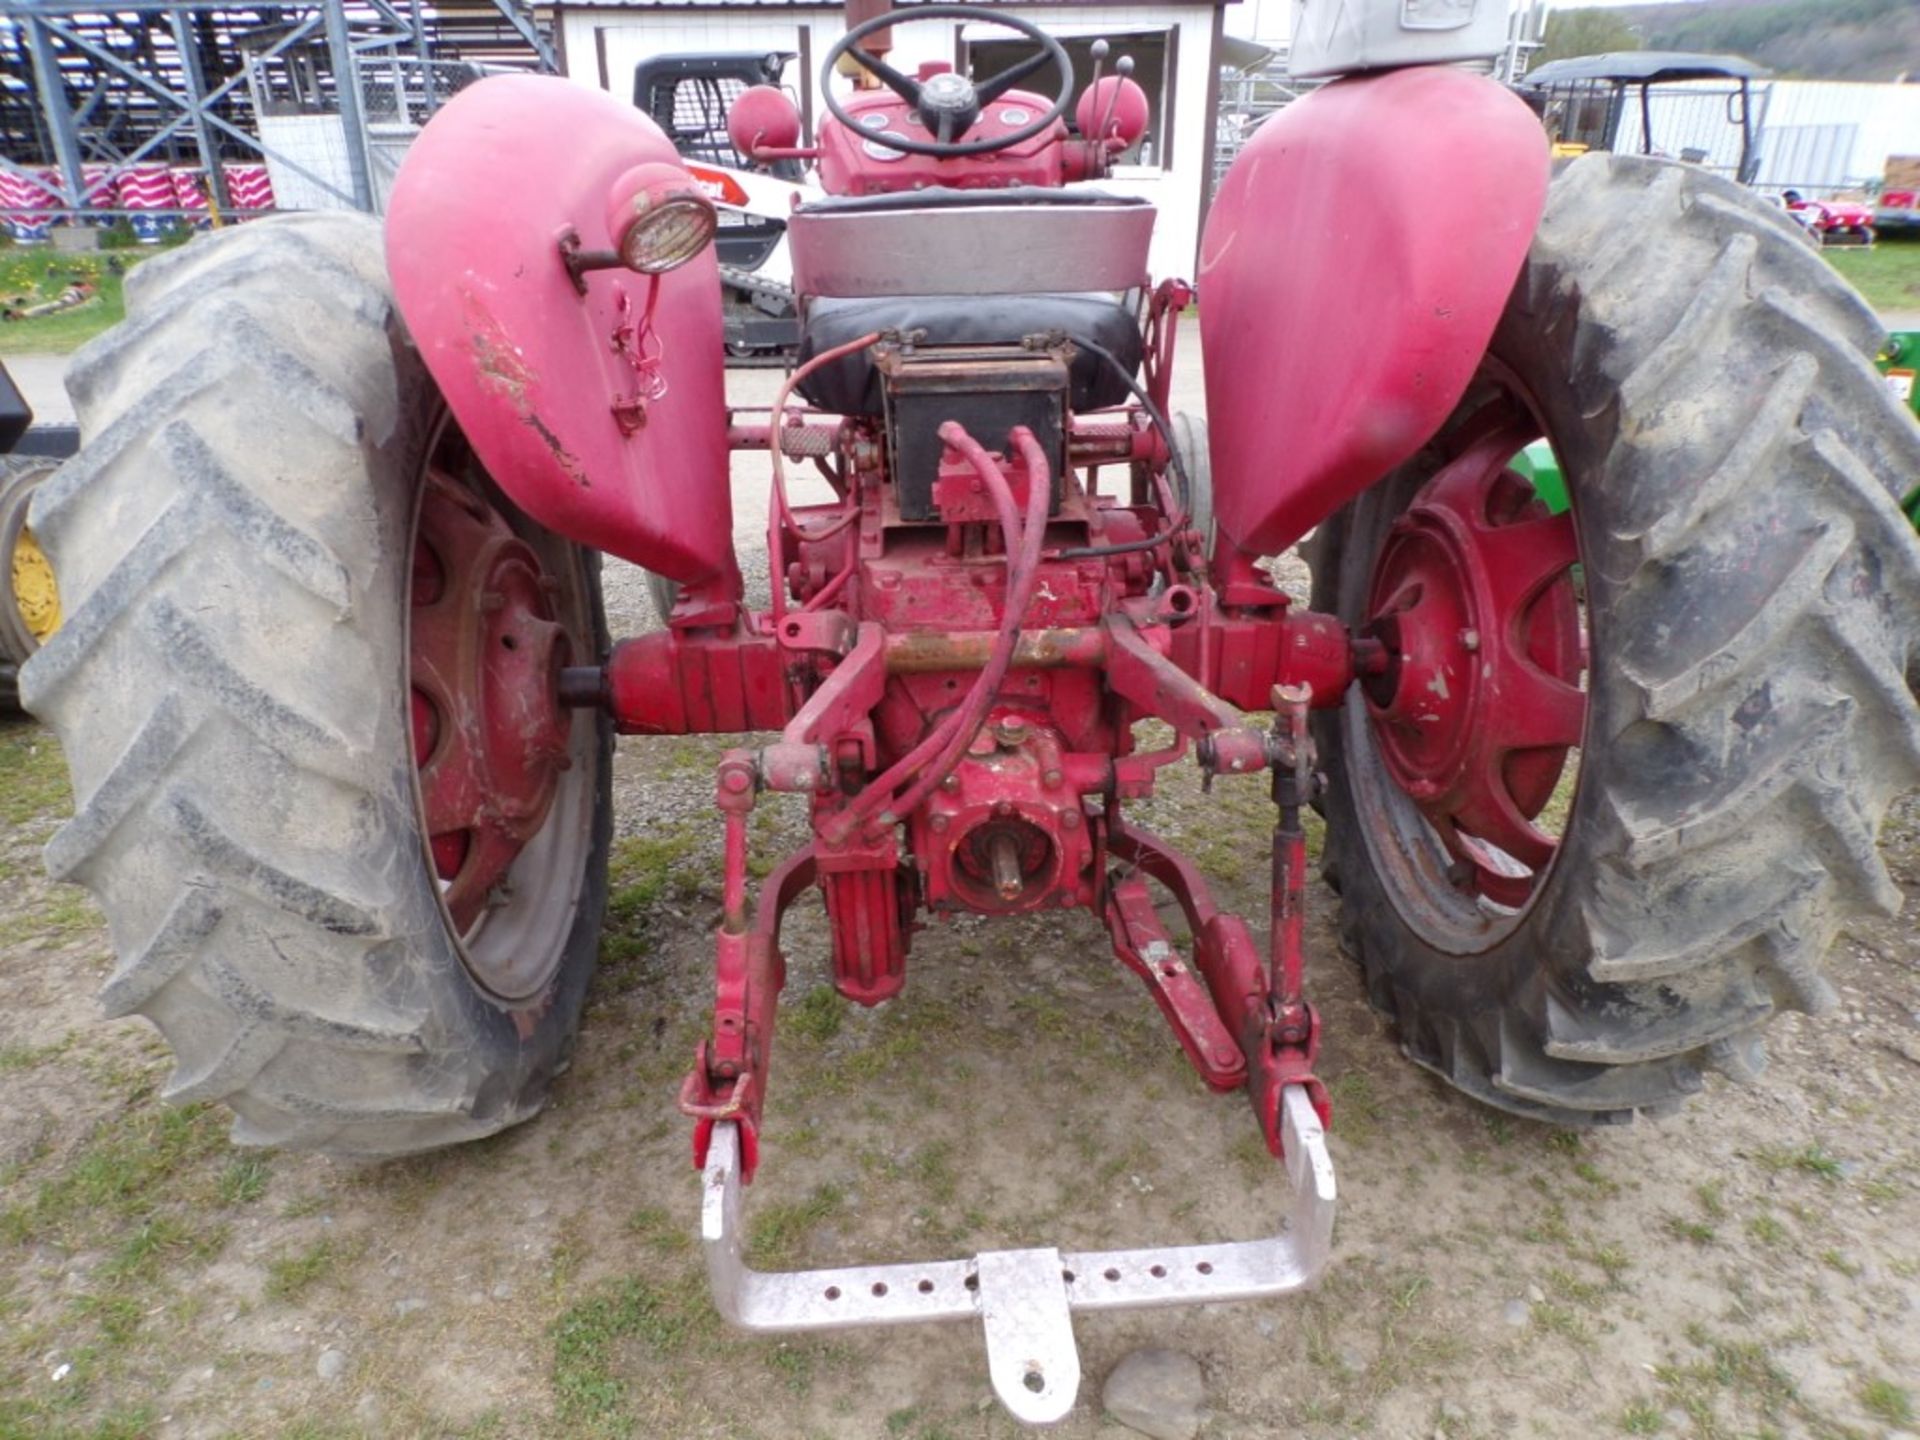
(604, 163), (718, 275)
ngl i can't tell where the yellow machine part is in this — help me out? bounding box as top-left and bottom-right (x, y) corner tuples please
(11, 523), (61, 643)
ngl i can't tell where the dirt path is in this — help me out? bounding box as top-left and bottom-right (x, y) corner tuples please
(2, 343), (1917, 1440)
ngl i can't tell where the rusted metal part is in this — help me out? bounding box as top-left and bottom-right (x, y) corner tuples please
(409, 468), (572, 937)
(882, 626), (1108, 673)
(727, 420), (845, 457)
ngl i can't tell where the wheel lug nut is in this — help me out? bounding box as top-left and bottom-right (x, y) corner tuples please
(1459, 628), (1480, 653)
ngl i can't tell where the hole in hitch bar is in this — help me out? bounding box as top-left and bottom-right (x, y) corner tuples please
(872, 1282), (888, 1297)
(1061, 1269), (1075, 1283)
(917, 1279), (933, 1294)
(1103, 1268), (1120, 1282)
(1023, 1369), (1045, 1394)
(824, 1286), (841, 1301)
(1197, 1261), (1213, 1274)
(1150, 1264), (1167, 1278)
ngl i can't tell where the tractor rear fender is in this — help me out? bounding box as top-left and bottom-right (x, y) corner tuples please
(386, 75), (740, 596)
(1198, 66), (1550, 557)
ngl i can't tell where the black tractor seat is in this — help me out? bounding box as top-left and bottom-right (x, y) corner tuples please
(794, 292), (1144, 416)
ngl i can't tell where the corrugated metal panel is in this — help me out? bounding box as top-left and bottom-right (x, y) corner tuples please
(1610, 79), (1920, 194)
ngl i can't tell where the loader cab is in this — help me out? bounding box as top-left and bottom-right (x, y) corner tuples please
(633, 51), (802, 275)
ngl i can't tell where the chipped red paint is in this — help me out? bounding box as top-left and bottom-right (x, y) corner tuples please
(409, 469), (573, 938)
(387, 75), (741, 599)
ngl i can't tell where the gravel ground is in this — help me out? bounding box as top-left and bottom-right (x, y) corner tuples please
(1, 328), (1917, 1440)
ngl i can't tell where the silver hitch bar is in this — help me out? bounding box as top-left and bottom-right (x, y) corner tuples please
(700, 1085), (1337, 1426)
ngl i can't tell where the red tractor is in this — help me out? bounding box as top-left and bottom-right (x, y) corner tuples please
(20, 1), (1920, 1422)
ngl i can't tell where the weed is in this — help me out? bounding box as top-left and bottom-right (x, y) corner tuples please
(1663, 1216), (1715, 1246)
(1752, 1144), (1843, 1182)
(1325, 1070), (1385, 1146)
(551, 1275), (700, 1434)
(1745, 1214), (1788, 1246)
(0, 726), (72, 824)
(265, 1238), (336, 1301)
(785, 985), (844, 1045)
(625, 1204), (691, 1256)
(1620, 1399), (1663, 1433)
(1694, 1181), (1726, 1220)
(0, 1103), (226, 1246)
(217, 1154), (271, 1206)
(748, 1183), (845, 1268)
(1819, 1248), (1861, 1277)
(1861, 1377), (1913, 1427)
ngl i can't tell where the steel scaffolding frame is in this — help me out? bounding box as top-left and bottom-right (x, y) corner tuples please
(2, 0), (556, 218)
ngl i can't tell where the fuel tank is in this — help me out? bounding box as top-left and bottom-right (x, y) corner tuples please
(1198, 65), (1549, 557)
(386, 75), (739, 593)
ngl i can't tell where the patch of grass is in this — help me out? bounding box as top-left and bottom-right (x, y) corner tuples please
(624, 1204), (691, 1256)
(1663, 1216), (1716, 1246)
(1861, 1377), (1914, 1427)
(1819, 1247), (1861, 1277)
(1746, 1213), (1788, 1246)
(0, 725), (72, 825)
(216, 1153), (271, 1206)
(1753, 1144), (1844, 1182)
(784, 985), (844, 1045)
(748, 1183), (845, 1268)
(1827, 237), (1920, 314)
(608, 829), (709, 913)
(0, 1035), (71, 1073)
(1325, 1070), (1385, 1147)
(1620, 1399), (1663, 1434)
(551, 1276), (700, 1435)
(0, 1102), (227, 1246)
(0, 246), (162, 356)
(264, 1238), (337, 1302)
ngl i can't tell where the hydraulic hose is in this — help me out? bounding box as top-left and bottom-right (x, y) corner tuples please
(825, 422), (1050, 843)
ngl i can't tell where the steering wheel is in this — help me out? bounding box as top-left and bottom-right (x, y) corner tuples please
(822, 3), (1073, 158)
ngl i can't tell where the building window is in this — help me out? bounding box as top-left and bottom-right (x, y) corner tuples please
(963, 29), (1172, 169)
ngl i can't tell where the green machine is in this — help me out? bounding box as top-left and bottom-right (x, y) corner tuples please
(1882, 333), (1920, 529)
(1518, 333), (1920, 531)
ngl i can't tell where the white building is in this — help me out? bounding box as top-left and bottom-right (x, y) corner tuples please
(551, 0), (1239, 278)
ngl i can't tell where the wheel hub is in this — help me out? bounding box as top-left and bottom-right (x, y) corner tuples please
(409, 470), (572, 938)
(1362, 420), (1586, 908)
(11, 524), (61, 644)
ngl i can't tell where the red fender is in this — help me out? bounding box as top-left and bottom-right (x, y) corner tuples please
(1198, 67), (1549, 557)
(386, 75), (740, 595)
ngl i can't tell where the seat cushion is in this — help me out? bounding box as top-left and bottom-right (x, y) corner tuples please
(794, 293), (1143, 416)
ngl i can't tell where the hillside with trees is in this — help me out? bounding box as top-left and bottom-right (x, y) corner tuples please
(1543, 0), (1920, 81)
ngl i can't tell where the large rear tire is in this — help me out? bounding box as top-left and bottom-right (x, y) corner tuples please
(22, 214), (613, 1156)
(1311, 155), (1920, 1124)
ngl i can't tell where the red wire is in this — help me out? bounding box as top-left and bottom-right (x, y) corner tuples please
(766, 331), (880, 623)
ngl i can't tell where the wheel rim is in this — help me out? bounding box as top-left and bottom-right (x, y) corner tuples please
(1350, 369), (1588, 946)
(12, 524), (61, 645)
(405, 420), (598, 1001)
